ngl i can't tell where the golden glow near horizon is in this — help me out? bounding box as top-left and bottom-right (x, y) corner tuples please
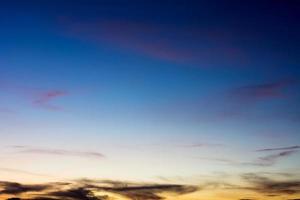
(1, 187), (300, 200)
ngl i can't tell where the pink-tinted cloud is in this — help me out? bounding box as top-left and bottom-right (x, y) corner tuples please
(33, 90), (68, 110)
(232, 78), (298, 101)
(0, 81), (69, 111)
(176, 143), (224, 148)
(213, 78), (300, 120)
(60, 18), (245, 66)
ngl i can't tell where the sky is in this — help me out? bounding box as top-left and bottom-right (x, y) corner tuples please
(0, 0), (300, 199)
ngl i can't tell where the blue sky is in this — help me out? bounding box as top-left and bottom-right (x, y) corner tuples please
(0, 1), (300, 199)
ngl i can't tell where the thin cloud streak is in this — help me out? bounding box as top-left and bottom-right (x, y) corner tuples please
(250, 150), (298, 167)
(11, 146), (105, 160)
(232, 78), (298, 101)
(33, 90), (68, 111)
(0, 82), (69, 111)
(61, 18), (245, 67)
(0, 168), (51, 178)
(176, 143), (224, 148)
(256, 145), (300, 152)
(196, 149), (298, 167)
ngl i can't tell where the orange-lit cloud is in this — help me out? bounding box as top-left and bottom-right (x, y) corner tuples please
(1, 174), (300, 200)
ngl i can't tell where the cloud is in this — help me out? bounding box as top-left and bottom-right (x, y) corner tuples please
(33, 90), (68, 110)
(0, 82), (69, 111)
(157, 77), (300, 123)
(176, 143), (224, 148)
(250, 150), (298, 167)
(2, 176), (300, 199)
(11, 146), (105, 160)
(0, 167), (51, 178)
(0, 182), (50, 195)
(239, 199), (256, 200)
(0, 179), (198, 200)
(196, 157), (239, 165)
(46, 187), (101, 200)
(256, 145), (300, 152)
(214, 78), (300, 120)
(232, 78), (298, 101)
(242, 173), (300, 195)
(197, 149), (298, 167)
(98, 184), (196, 199)
(61, 18), (245, 67)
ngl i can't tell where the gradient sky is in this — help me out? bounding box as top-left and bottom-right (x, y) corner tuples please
(0, 1), (300, 200)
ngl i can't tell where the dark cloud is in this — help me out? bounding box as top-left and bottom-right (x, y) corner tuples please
(105, 184), (196, 199)
(47, 187), (102, 200)
(250, 150), (298, 167)
(0, 179), (197, 200)
(256, 146), (300, 152)
(197, 149), (298, 167)
(0, 182), (50, 195)
(242, 173), (300, 195)
(11, 146), (105, 160)
(80, 179), (198, 200)
(239, 199), (255, 200)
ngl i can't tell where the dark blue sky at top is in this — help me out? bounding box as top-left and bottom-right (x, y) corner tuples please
(0, 0), (299, 129)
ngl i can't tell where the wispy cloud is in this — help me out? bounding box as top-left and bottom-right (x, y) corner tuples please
(33, 90), (68, 110)
(197, 149), (298, 167)
(61, 18), (245, 67)
(157, 77), (300, 123)
(242, 173), (300, 195)
(0, 82), (69, 111)
(0, 179), (198, 200)
(0, 167), (51, 178)
(250, 150), (298, 167)
(232, 78), (298, 101)
(256, 145), (300, 152)
(216, 78), (300, 120)
(176, 143), (224, 148)
(11, 146), (105, 160)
